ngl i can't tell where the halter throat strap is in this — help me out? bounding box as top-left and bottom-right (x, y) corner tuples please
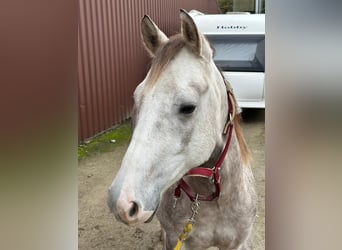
(174, 88), (235, 202)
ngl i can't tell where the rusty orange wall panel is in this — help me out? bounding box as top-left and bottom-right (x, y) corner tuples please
(78, 0), (220, 142)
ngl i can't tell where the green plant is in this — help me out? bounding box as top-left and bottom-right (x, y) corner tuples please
(78, 121), (132, 160)
(218, 0), (234, 13)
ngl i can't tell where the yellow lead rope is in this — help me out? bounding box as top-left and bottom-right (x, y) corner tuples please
(174, 222), (193, 250)
(173, 194), (199, 250)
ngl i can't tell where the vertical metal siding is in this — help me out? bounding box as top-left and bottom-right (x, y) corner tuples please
(78, 0), (219, 142)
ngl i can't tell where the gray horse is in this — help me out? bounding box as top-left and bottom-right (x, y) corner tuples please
(108, 9), (257, 250)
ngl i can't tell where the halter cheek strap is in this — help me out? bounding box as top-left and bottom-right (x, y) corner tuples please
(174, 89), (235, 202)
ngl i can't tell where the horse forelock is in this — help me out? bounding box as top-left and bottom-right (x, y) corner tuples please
(146, 34), (189, 86)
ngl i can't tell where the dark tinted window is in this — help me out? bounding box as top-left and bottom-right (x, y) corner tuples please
(207, 35), (265, 72)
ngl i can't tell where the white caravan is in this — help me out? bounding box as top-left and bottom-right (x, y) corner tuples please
(189, 10), (265, 108)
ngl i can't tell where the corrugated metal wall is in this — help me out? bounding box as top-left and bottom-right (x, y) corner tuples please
(78, 0), (219, 142)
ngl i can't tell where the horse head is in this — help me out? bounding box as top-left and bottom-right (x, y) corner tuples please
(108, 9), (228, 224)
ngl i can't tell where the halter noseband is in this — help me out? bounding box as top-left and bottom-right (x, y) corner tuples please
(174, 81), (236, 202)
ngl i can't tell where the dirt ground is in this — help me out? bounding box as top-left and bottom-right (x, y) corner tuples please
(78, 109), (265, 250)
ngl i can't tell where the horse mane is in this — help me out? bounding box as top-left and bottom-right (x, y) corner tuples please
(233, 113), (252, 165)
(146, 34), (186, 85)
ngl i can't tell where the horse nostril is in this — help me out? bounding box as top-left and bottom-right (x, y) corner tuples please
(129, 201), (139, 217)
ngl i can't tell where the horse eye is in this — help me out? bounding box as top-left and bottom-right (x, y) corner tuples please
(179, 104), (196, 114)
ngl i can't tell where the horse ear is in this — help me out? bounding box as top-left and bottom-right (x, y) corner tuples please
(141, 15), (168, 57)
(180, 9), (212, 60)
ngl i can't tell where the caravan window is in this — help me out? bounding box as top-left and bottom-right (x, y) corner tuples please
(207, 35), (265, 72)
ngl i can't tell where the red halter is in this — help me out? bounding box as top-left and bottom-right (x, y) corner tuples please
(174, 89), (236, 202)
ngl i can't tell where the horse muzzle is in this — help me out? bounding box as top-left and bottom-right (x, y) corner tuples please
(107, 186), (157, 225)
